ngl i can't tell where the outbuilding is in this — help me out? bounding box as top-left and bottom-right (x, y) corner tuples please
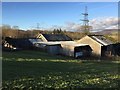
(61, 41), (92, 58)
(34, 42), (61, 55)
(77, 35), (113, 56)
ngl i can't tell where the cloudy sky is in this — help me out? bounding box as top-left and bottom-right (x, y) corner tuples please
(2, 2), (118, 32)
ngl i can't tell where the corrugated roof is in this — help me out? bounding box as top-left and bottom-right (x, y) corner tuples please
(42, 34), (72, 41)
(88, 35), (113, 46)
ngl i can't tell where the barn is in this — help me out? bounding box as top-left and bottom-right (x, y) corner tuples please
(77, 35), (113, 56)
(34, 34), (93, 57)
(61, 41), (92, 58)
(34, 41), (92, 58)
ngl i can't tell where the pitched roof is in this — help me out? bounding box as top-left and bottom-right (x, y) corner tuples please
(42, 34), (72, 41)
(88, 35), (113, 45)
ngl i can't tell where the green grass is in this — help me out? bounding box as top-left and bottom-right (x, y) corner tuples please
(2, 50), (120, 89)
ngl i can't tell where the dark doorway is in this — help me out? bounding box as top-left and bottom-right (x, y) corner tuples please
(74, 45), (92, 58)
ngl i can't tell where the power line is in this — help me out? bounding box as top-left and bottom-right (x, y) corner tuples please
(81, 6), (89, 33)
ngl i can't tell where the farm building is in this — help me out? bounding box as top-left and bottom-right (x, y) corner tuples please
(34, 41), (92, 58)
(77, 35), (113, 56)
(34, 34), (93, 58)
(36, 33), (72, 42)
(61, 41), (92, 58)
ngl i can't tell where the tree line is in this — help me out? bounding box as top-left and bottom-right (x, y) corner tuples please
(1, 24), (87, 40)
(1, 24), (118, 43)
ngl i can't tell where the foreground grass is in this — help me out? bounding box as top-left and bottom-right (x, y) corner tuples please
(2, 50), (120, 89)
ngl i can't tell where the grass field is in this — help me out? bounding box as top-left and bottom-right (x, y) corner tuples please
(2, 50), (120, 89)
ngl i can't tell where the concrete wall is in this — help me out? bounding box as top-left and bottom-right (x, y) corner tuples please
(77, 36), (102, 56)
(61, 45), (74, 57)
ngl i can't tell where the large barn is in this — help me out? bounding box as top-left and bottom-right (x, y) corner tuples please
(34, 41), (92, 58)
(33, 33), (92, 58)
(77, 35), (113, 56)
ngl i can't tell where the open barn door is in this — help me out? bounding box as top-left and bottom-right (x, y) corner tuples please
(74, 46), (92, 58)
(74, 47), (83, 58)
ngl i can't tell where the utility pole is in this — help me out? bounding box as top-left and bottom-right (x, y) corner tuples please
(81, 6), (89, 34)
